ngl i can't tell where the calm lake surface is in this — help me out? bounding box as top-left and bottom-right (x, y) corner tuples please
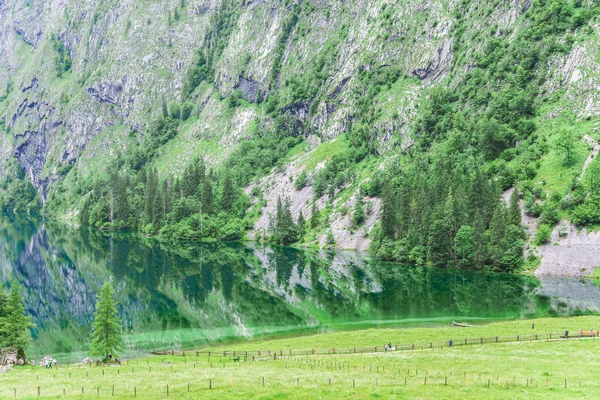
(1, 217), (599, 362)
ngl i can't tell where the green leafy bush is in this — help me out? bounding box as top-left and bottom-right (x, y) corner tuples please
(533, 224), (553, 246)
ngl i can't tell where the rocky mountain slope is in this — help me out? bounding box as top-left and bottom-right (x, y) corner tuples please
(2, 0), (600, 275)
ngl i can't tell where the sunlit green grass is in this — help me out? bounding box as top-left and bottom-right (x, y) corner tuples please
(208, 315), (599, 352)
(304, 135), (349, 171)
(7, 316), (600, 398)
(535, 137), (587, 196)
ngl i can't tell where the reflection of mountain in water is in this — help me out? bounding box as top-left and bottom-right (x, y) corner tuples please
(0, 217), (598, 361)
(536, 276), (600, 313)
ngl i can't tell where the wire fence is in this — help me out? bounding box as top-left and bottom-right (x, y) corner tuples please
(150, 331), (597, 359)
(4, 335), (597, 398)
(1, 373), (588, 398)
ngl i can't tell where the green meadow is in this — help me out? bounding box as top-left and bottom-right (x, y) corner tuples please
(5, 316), (600, 399)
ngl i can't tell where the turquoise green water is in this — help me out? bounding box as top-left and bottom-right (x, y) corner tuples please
(0, 217), (597, 363)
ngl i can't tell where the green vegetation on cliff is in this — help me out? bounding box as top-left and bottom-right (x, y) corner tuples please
(2, 0), (600, 272)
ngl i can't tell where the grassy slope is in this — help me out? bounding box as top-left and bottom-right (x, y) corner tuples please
(8, 316), (600, 399)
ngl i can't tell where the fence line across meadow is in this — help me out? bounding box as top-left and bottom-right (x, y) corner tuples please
(2, 373), (588, 398)
(150, 331), (597, 358)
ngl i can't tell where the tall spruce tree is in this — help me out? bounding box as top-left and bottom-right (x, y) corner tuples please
(202, 180), (214, 214)
(297, 211), (306, 238)
(488, 203), (508, 268)
(152, 176), (165, 227)
(90, 281), (122, 361)
(351, 195), (365, 228)
(508, 189), (522, 227)
(144, 168), (158, 225)
(454, 225), (474, 268)
(380, 184), (396, 239)
(0, 284), (9, 350)
(0, 285), (7, 321)
(270, 196), (298, 245)
(2, 282), (33, 359)
(310, 202), (319, 228)
(220, 175), (236, 212)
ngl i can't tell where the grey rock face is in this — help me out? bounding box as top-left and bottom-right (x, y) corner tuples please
(234, 75), (260, 102)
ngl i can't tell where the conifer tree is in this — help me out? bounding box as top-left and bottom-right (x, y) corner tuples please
(508, 189), (521, 227)
(270, 197), (298, 244)
(114, 173), (130, 226)
(2, 282), (33, 359)
(326, 229), (335, 246)
(162, 100), (169, 119)
(488, 203), (508, 267)
(454, 225), (474, 268)
(380, 184), (396, 239)
(153, 185), (165, 227)
(0, 285), (7, 321)
(90, 281), (122, 361)
(162, 180), (171, 216)
(220, 175), (236, 212)
(80, 197), (92, 226)
(297, 211), (306, 238)
(310, 202), (319, 228)
(281, 198), (297, 243)
(202, 180), (214, 214)
(501, 225), (525, 271)
(471, 211), (489, 269)
(426, 212), (453, 268)
(351, 195), (365, 228)
(144, 168), (157, 225)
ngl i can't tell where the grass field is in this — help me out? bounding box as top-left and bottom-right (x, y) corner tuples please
(6, 316), (600, 399)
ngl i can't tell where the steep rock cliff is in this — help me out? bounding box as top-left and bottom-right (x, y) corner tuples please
(1, 0), (600, 266)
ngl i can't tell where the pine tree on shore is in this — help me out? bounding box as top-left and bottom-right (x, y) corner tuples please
(0, 282), (33, 359)
(90, 282), (122, 361)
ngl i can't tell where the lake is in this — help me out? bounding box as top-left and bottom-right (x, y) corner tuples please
(1, 217), (599, 363)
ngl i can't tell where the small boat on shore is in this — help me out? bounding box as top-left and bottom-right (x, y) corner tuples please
(452, 321), (474, 327)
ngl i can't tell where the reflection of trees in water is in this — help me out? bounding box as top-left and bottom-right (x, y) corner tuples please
(0, 217), (560, 355)
(367, 263), (541, 318)
(0, 216), (38, 263)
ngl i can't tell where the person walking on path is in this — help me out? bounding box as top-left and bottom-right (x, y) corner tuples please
(449, 339), (453, 347)
(532, 323), (535, 329)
